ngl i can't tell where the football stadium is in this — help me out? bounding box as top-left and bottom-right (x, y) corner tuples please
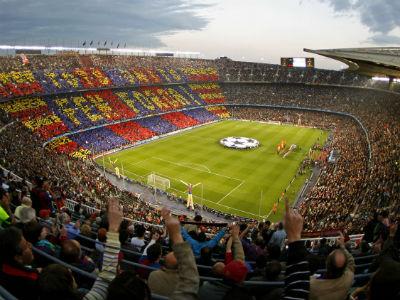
(0, 1), (399, 299)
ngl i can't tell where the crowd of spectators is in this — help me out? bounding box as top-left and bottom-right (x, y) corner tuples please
(215, 58), (399, 91)
(1, 54), (398, 101)
(224, 83), (399, 233)
(0, 55), (220, 100)
(0, 179), (399, 299)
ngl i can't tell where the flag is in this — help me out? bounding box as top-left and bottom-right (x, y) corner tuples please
(82, 41), (86, 46)
(104, 40), (107, 46)
(117, 43), (120, 48)
(89, 40), (93, 46)
(97, 41), (100, 46)
(124, 42), (126, 48)
(111, 41), (113, 46)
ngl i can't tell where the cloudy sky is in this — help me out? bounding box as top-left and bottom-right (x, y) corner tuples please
(0, 0), (399, 69)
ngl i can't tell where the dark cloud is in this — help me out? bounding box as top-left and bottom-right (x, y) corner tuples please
(0, 0), (212, 47)
(324, 0), (352, 12)
(367, 34), (400, 45)
(321, 0), (400, 45)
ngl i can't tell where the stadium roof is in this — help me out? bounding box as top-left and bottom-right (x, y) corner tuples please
(304, 47), (400, 78)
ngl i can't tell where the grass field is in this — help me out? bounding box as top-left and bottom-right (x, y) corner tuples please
(97, 120), (328, 221)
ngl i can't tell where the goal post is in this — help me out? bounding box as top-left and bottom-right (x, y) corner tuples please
(147, 173), (171, 191)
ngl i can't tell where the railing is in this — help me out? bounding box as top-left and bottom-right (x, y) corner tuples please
(0, 285), (18, 300)
(64, 198), (163, 229)
(31, 246), (169, 300)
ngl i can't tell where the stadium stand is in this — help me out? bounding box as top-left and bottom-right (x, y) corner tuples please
(0, 54), (399, 299)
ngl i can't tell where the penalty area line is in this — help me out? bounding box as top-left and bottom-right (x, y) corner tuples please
(152, 157), (241, 182)
(216, 180), (245, 204)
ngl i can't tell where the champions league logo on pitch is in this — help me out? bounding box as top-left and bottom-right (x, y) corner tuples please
(220, 137), (260, 150)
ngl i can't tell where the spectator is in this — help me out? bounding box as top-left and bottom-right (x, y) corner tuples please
(373, 211), (389, 242)
(310, 233), (355, 300)
(362, 212), (379, 243)
(181, 226), (227, 257)
(130, 224), (146, 251)
(198, 224), (249, 300)
(148, 251), (179, 297)
(38, 197), (122, 300)
(142, 230), (160, 256)
(95, 228), (108, 253)
(17, 206), (37, 226)
(268, 222), (286, 250)
(138, 243), (162, 279)
(77, 224), (96, 249)
(107, 207), (200, 299)
(14, 196), (32, 221)
(318, 238), (330, 257)
(60, 239), (96, 288)
(61, 213), (81, 240)
(0, 227), (38, 299)
(0, 187), (12, 227)
(71, 203), (82, 222)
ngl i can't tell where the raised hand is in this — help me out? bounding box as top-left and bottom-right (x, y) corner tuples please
(284, 197), (303, 243)
(108, 197), (123, 233)
(336, 231), (345, 248)
(389, 222), (398, 238)
(231, 223), (240, 237)
(161, 207), (183, 244)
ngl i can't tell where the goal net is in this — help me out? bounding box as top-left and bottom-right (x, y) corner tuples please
(147, 173), (171, 191)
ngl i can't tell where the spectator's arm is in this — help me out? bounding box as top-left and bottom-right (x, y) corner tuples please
(282, 198), (310, 300)
(204, 228), (226, 249)
(383, 223), (398, 252)
(142, 239), (156, 256)
(231, 224), (245, 261)
(162, 208), (199, 300)
(181, 227), (195, 243)
(239, 224), (252, 239)
(337, 232), (355, 273)
(343, 248), (355, 273)
(225, 236), (233, 264)
(84, 198), (122, 300)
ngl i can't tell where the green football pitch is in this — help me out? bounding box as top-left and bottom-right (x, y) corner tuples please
(97, 120), (328, 222)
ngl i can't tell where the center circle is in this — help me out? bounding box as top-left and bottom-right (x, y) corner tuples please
(220, 137), (260, 150)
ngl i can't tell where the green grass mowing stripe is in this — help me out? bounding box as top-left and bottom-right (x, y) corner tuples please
(97, 120), (328, 220)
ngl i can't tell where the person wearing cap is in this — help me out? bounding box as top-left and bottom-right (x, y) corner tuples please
(38, 209), (51, 220)
(198, 224), (249, 300)
(199, 198), (310, 300)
